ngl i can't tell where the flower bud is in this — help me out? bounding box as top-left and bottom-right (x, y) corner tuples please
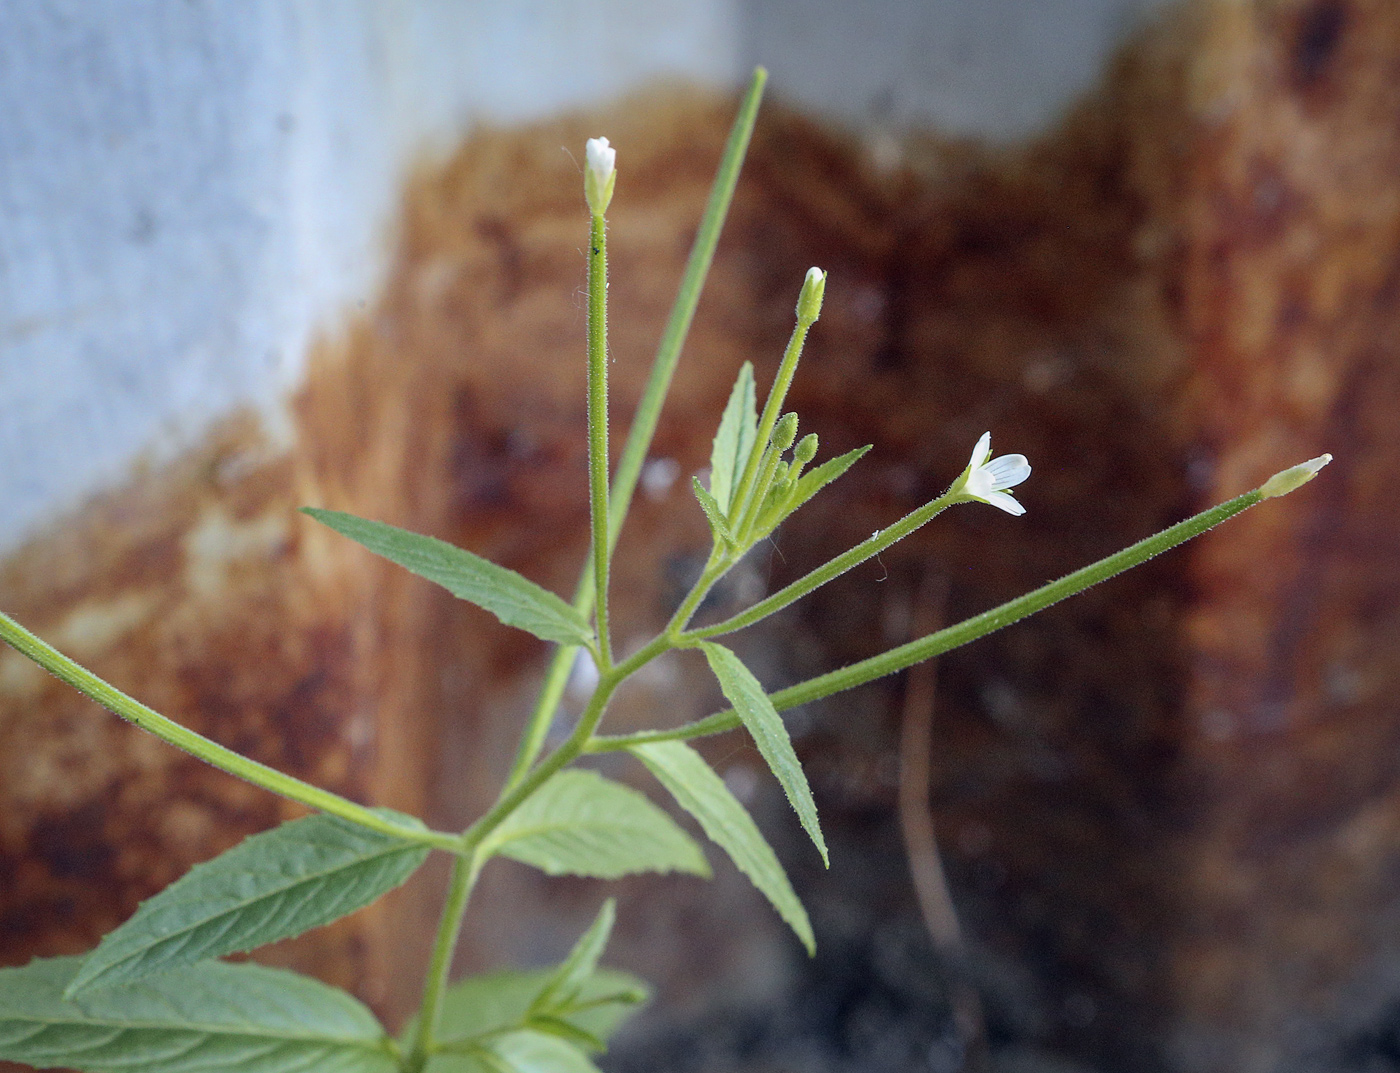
(773, 412), (799, 452)
(1259, 453), (1332, 499)
(585, 137), (617, 214)
(796, 267), (826, 325)
(793, 433), (819, 467)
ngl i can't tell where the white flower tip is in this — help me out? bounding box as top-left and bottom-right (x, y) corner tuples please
(1259, 453), (1332, 499)
(797, 267), (826, 324)
(585, 137), (615, 179)
(969, 432), (992, 469)
(584, 137), (617, 213)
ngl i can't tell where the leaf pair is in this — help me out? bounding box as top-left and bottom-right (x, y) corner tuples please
(410, 900), (647, 1073)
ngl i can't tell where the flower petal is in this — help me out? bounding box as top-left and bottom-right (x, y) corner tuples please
(967, 432), (992, 472)
(983, 454), (1031, 490)
(586, 136), (615, 180)
(963, 466), (996, 501)
(983, 490), (1026, 516)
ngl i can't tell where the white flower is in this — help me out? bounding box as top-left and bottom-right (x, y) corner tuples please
(585, 137), (615, 181)
(954, 432), (1031, 516)
(584, 137), (616, 214)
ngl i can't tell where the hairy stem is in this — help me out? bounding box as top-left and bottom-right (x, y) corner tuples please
(0, 612), (462, 851)
(405, 852), (484, 1072)
(587, 211), (612, 669)
(729, 319), (809, 525)
(588, 487), (1265, 752)
(503, 68), (767, 789)
(688, 493), (955, 639)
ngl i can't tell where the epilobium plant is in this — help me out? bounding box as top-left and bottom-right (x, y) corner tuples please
(0, 69), (1330, 1073)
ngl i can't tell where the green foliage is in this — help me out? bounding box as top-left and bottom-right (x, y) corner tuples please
(750, 444), (871, 540)
(698, 641), (827, 867)
(0, 65), (1323, 1073)
(302, 509), (594, 647)
(531, 899), (616, 1013)
(407, 901), (645, 1073)
(630, 740), (815, 954)
(481, 769), (710, 879)
(68, 811), (430, 995)
(0, 957), (396, 1073)
(691, 476), (734, 546)
(433, 1030), (602, 1073)
(707, 361), (758, 515)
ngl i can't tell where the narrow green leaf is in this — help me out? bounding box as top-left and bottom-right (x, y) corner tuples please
(410, 967), (647, 1073)
(692, 477), (734, 544)
(453, 1030), (602, 1073)
(531, 900), (614, 1014)
(303, 509), (593, 646)
(708, 362), (757, 513)
(482, 769), (710, 879)
(69, 811), (431, 995)
(698, 642), (827, 867)
(0, 956), (396, 1073)
(524, 1016), (605, 1053)
(630, 741), (815, 954)
(755, 445), (871, 538)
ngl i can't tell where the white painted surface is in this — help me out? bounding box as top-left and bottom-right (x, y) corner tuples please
(0, 0), (1170, 553)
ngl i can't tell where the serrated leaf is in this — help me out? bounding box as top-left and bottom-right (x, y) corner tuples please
(303, 509), (593, 646)
(69, 811), (431, 995)
(482, 769), (710, 879)
(708, 362), (757, 514)
(411, 968), (647, 1073)
(698, 642), (827, 867)
(692, 477), (734, 544)
(0, 956), (396, 1073)
(630, 741), (815, 954)
(532, 900), (613, 1014)
(754, 445), (871, 539)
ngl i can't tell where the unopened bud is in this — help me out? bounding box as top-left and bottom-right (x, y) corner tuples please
(585, 137), (617, 214)
(1259, 453), (1332, 499)
(796, 267), (826, 325)
(773, 412), (799, 452)
(793, 433), (818, 467)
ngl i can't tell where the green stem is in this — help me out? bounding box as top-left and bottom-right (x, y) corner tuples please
(587, 488), (1265, 752)
(587, 211), (612, 670)
(729, 318), (810, 525)
(732, 445), (785, 545)
(503, 68), (768, 788)
(0, 611), (463, 851)
(405, 851), (484, 1073)
(664, 548), (729, 639)
(692, 493), (956, 640)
